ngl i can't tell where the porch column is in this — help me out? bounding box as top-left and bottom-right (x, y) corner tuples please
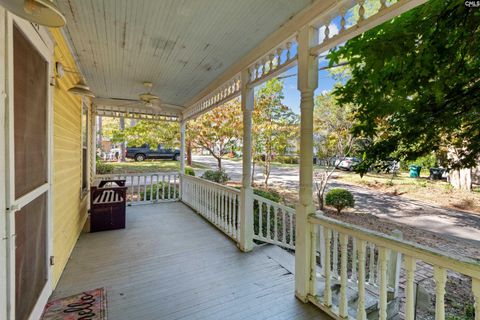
(295, 26), (318, 301)
(179, 118), (186, 199)
(90, 106), (97, 183)
(180, 118), (186, 174)
(238, 69), (254, 252)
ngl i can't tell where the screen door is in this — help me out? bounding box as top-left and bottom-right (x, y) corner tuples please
(6, 23), (52, 320)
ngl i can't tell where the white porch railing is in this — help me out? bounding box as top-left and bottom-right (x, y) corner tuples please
(181, 175), (240, 242)
(253, 194), (296, 250)
(96, 172), (180, 204)
(308, 214), (480, 320)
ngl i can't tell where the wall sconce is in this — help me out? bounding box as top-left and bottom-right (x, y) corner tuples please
(55, 62), (95, 98)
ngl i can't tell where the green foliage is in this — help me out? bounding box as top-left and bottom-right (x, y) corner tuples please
(275, 155), (299, 164)
(253, 188), (282, 203)
(201, 170), (230, 184)
(328, 0), (480, 173)
(110, 120), (180, 149)
(446, 302), (475, 320)
(185, 166), (195, 176)
(401, 154), (438, 171)
(325, 188), (355, 213)
(96, 161), (114, 174)
(140, 182), (179, 201)
(188, 100), (242, 169)
(253, 79), (299, 186)
(313, 92), (357, 160)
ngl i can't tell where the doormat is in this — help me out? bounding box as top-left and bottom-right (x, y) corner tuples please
(41, 288), (107, 320)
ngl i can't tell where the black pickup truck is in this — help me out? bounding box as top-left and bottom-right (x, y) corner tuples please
(126, 144), (180, 162)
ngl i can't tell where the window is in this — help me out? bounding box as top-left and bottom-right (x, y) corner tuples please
(81, 100), (88, 194)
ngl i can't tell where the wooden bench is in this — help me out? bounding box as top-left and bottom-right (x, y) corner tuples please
(90, 179), (127, 232)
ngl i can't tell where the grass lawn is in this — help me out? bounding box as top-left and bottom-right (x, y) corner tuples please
(334, 170), (480, 214)
(101, 160), (209, 174)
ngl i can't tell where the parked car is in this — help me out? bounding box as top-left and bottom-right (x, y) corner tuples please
(335, 157), (361, 171)
(126, 144), (180, 162)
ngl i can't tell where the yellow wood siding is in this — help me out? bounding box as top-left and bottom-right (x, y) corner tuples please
(49, 29), (90, 287)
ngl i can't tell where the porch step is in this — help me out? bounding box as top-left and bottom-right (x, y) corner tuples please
(316, 277), (399, 320)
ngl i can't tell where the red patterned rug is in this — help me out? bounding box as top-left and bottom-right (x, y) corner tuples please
(41, 288), (107, 320)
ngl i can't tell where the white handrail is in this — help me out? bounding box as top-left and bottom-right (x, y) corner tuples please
(95, 172), (180, 204)
(308, 213), (480, 320)
(253, 194), (295, 250)
(181, 175), (240, 242)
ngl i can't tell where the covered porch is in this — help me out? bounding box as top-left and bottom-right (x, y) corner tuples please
(52, 202), (327, 320)
(1, 0), (479, 319)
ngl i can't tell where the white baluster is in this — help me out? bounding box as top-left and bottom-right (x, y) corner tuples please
(276, 47), (283, 67)
(323, 228), (332, 307)
(369, 243), (375, 283)
(357, 239), (367, 320)
(358, 0), (366, 22)
(268, 54), (274, 72)
(404, 256), (417, 320)
(352, 238), (357, 281)
(434, 266), (447, 320)
(339, 233), (349, 318)
(378, 247), (388, 320)
(254, 63), (260, 80)
(282, 209), (286, 245)
(333, 231), (339, 278)
(289, 212), (294, 246)
(267, 204), (272, 240)
(340, 8), (347, 32)
(149, 175), (154, 202)
(286, 42), (292, 60)
(324, 24), (330, 40)
(274, 207), (278, 241)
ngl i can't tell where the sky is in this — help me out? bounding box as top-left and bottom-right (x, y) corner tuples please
(256, 19), (343, 114)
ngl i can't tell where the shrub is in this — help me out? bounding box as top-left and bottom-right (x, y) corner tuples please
(201, 170), (230, 184)
(253, 188), (282, 202)
(140, 182), (179, 201)
(275, 155), (299, 164)
(185, 166), (195, 176)
(96, 161), (114, 174)
(325, 188), (355, 213)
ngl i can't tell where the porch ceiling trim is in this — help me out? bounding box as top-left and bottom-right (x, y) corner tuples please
(183, 0), (427, 120)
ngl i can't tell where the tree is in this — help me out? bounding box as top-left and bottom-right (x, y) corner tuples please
(110, 120), (180, 150)
(253, 79), (298, 186)
(188, 100), (242, 170)
(328, 0), (480, 190)
(313, 92), (358, 210)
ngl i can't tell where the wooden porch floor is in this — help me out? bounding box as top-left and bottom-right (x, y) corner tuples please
(52, 202), (329, 320)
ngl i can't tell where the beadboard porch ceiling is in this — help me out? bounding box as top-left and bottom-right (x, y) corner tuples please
(58, 0), (314, 109)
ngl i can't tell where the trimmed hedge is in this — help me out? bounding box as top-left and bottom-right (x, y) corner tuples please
(201, 170), (230, 184)
(185, 166), (195, 176)
(325, 188), (355, 213)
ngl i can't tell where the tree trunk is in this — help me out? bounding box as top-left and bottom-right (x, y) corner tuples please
(216, 156), (222, 170)
(119, 117), (126, 162)
(186, 139), (192, 166)
(449, 168), (472, 191)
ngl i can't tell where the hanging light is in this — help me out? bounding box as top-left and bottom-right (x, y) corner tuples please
(0, 0), (66, 27)
(68, 78), (95, 98)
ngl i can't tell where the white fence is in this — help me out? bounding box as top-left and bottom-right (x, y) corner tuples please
(96, 172), (180, 204)
(308, 214), (480, 320)
(253, 194), (296, 250)
(181, 175), (240, 242)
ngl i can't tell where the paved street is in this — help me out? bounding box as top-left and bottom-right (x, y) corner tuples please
(192, 155), (480, 246)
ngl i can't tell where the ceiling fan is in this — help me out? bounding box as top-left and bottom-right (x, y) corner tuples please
(110, 82), (162, 109)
